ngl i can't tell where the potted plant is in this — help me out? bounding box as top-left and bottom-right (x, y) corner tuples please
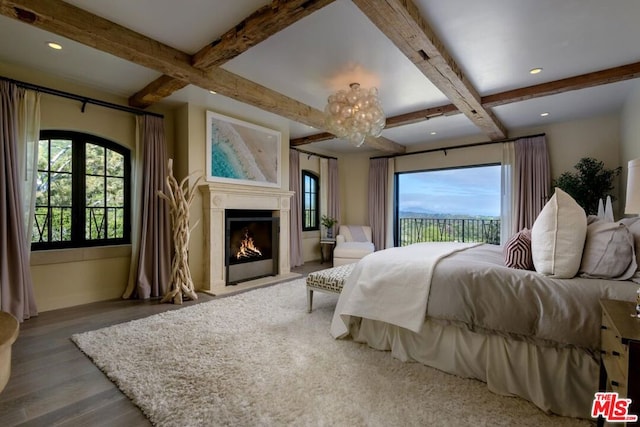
(321, 215), (337, 239)
(552, 157), (621, 215)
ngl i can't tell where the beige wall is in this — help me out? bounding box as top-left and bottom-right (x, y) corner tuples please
(299, 155), (322, 262)
(338, 114), (622, 228)
(620, 83), (640, 208)
(173, 101), (291, 290)
(2, 56), (634, 311)
(0, 63), (174, 312)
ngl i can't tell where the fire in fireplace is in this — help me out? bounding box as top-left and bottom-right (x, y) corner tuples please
(225, 210), (279, 285)
(236, 229), (263, 260)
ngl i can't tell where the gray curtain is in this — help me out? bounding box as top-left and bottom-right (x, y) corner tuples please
(327, 158), (341, 236)
(289, 149), (303, 267)
(514, 135), (551, 231)
(368, 158), (388, 251)
(0, 81), (38, 320)
(131, 115), (171, 299)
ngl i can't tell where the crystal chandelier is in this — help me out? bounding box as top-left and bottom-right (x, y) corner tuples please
(324, 83), (386, 147)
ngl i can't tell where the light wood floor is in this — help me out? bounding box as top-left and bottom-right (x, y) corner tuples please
(0, 261), (325, 426)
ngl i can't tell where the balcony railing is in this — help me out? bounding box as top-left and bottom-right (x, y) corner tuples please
(398, 217), (501, 246)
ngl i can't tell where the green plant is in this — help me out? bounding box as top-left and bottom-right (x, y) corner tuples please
(552, 157), (621, 215)
(320, 215), (337, 229)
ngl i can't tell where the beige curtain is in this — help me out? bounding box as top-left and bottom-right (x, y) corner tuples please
(289, 149), (303, 267)
(17, 89), (41, 247)
(328, 158), (341, 236)
(506, 135), (550, 235)
(0, 81), (38, 320)
(501, 142), (516, 243)
(385, 158), (395, 248)
(368, 158), (388, 251)
(123, 115), (171, 299)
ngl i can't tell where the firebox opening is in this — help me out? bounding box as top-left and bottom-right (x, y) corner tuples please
(225, 210), (279, 285)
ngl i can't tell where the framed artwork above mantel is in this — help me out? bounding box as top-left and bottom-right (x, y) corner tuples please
(205, 110), (281, 188)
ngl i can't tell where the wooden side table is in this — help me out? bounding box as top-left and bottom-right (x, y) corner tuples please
(598, 299), (640, 425)
(319, 238), (336, 264)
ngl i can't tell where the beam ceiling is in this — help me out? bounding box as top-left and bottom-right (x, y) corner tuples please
(0, 0), (405, 153)
(3, 0), (639, 153)
(129, 0), (336, 109)
(352, 0), (507, 140)
(292, 61), (640, 146)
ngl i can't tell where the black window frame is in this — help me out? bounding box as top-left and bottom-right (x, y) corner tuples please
(302, 170), (319, 231)
(32, 130), (131, 251)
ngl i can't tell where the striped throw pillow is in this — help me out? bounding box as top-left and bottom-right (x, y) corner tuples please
(504, 228), (534, 270)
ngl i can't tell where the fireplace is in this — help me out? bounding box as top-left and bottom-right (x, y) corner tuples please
(225, 210), (279, 285)
(200, 184), (296, 295)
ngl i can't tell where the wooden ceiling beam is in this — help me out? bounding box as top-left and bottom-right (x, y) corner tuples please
(191, 0), (335, 70)
(482, 61), (640, 108)
(352, 0), (507, 140)
(291, 103), (458, 145)
(292, 61), (640, 147)
(1, 0), (405, 153)
(130, 0), (334, 108)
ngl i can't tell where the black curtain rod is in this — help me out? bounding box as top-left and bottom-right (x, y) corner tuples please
(293, 147), (337, 160)
(371, 132), (546, 159)
(1, 75), (163, 118)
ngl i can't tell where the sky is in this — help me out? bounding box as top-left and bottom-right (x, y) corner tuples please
(398, 165), (501, 217)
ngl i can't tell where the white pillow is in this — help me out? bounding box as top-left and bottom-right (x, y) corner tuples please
(531, 188), (587, 278)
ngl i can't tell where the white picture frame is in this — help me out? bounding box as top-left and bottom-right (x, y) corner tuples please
(205, 110), (281, 188)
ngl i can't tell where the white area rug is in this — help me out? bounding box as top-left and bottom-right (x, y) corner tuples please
(72, 279), (588, 426)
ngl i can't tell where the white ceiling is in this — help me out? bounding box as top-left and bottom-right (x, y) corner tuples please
(1, 0), (639, 153)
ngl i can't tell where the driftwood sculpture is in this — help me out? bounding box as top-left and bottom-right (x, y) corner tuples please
(157, 159), (201, 304)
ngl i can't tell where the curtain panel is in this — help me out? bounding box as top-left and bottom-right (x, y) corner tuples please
(289, 149), (304, 267)
(368, 158), (388, 251)
(0, 81), (38, 320)
(514, 135), (551, 231)
(123, 115), (171, 299)
(328, 158), (341, 236)
(502, 135), (550, 239)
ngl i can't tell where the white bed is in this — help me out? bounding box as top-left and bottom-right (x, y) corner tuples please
(330, 243), (640, 419)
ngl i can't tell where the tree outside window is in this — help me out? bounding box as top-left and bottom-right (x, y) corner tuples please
(33, 130), (131, 250)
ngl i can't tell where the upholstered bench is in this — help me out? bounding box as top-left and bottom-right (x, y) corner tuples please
(306, 263), (355, 312)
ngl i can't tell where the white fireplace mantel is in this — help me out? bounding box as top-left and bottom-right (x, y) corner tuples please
(199, 183), (296, 295)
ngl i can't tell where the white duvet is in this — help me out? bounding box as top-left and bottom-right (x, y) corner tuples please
(330, 242), (479, 337)
(331, 243), (640, 351)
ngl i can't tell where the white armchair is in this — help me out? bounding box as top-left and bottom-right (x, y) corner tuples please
(333, 225), (375, 266)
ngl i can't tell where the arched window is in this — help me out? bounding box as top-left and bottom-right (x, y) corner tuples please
(302, 170), (319, 231)
(33, 130), (131, 250)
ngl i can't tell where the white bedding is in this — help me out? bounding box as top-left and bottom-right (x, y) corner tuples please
(330, 242), (479, 337)
(329, 242), (640, 418)
(332, 243), (640, 352)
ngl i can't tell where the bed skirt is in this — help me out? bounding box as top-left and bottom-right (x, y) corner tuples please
(350, 317), (598, 419)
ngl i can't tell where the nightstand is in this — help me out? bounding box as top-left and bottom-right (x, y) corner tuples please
(319, 238), (336, 264)
(598, 299), (640, 425)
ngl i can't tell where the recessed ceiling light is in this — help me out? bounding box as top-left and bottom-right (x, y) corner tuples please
(529, 67), (543, 75)
(430, 131), (437, 135)
(47, 42), (62, 50)
(540, 112), (550, 117)
(208, 90), (217, 95)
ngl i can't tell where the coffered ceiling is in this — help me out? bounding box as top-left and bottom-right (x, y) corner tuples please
(1, 0), (639, 154)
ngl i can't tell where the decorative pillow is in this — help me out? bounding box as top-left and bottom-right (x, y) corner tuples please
(503, 228), (533, 270)
(579, 217), (637, 280)
(618, 217), (640, 270)
(531, 188), (587, 278)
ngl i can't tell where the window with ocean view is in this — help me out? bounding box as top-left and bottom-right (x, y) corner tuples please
(396, 165), (501, 246)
